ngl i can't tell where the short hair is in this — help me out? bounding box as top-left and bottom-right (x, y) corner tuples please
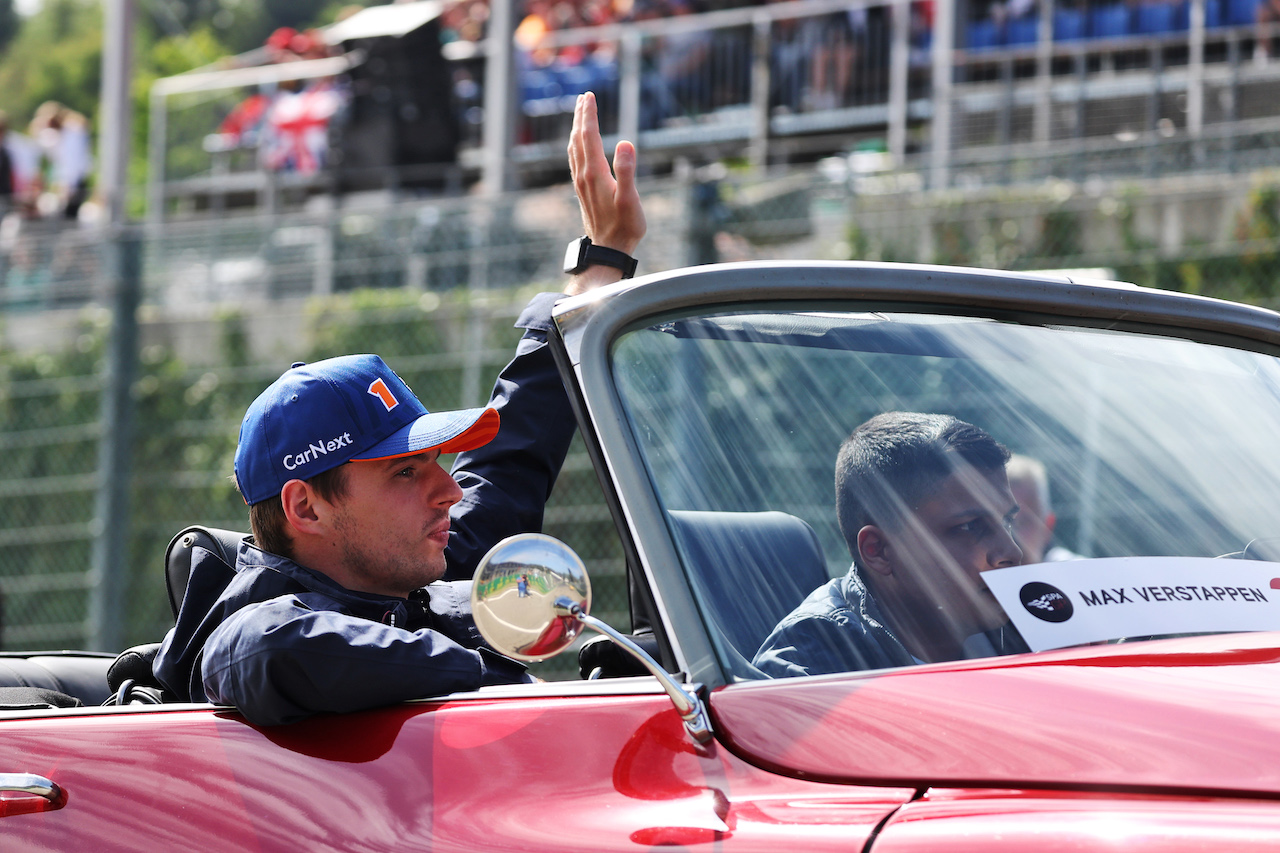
(835, 412), (1010, 559)
(1005, 453), (1051, 514)
(242, 464), (350, 559)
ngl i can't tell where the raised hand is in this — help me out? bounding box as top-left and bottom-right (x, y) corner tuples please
(564, 92), (646, 295)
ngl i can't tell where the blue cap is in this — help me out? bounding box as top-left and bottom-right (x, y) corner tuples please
(233, 354), (499, 505)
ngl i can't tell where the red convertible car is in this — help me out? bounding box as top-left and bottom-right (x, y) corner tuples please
(4, 262), (1280, 851)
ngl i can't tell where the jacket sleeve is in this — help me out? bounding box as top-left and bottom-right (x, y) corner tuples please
(444, 291), (579, 581)
(201, 594), (531, 726)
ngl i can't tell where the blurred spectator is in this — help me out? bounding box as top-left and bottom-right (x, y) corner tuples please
(55, 111), (92, 219)
(516, 0), (557, 66)
(218, 87), (270, 148)
(1258, 0), (1280, 61)
(29, 102), (92, 221)
(442, 0), (490, 43)
(769, 0), (815, 112)
(639, 0), (712, 128)
(261, 80), (346, 175)
(989, 0), (1037, 28)
(214, 27), (347, 175)
(806, 9), (863, 110)
(1007, 454), (1084, 564)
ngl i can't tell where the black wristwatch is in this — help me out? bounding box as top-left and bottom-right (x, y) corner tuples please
(563, 235), (638, 278)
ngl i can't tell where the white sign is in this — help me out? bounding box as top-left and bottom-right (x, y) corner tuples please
(982, 557), (1280, 652)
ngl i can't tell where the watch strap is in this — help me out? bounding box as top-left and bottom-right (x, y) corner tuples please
(583, 242), (638, 279)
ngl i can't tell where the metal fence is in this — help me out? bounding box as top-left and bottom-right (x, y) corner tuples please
(6, 161), (1280, 673)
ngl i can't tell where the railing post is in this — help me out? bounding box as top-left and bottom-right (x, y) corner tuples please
(146, 89), (166, 226)
(1188, 0), (1206, 138)
(619, 29), (642, 146)
(90, 0), (137, 652)
(888, 0), (910, 167)
(482, 0), (517, 194)
(89, 228), (140, 652)
(1145, 44), (1163, 177)
(749, 13), (772, 170)
(1034, 0), (1055, 147)
(998, 56), (1014, 151)
(929, 0), (955, 189)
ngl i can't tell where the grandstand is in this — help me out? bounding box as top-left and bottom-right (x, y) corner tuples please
(146, 0), (1280, 216)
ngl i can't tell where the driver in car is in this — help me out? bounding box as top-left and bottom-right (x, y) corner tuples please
(753, 411), (1027, 677)
(153, 92), (647, 725)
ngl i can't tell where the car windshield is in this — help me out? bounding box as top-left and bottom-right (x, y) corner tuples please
(611, 303), (1280, 679)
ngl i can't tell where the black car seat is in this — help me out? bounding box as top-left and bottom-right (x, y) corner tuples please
(105, 526), (247, 704)
(163, 526), (246, 619)
(667, 509), (830, 677)
(0, 653), (119, 708)
(579, 510), (831, 680)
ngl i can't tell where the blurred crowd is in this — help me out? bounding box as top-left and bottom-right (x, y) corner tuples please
(0, 101), (93, 222)
(0, 101), (99, 311)
(213, 25), (348, 174)
(210, 0), (938, 170)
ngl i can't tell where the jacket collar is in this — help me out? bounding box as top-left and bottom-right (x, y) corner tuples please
(235, 538), (420, 625)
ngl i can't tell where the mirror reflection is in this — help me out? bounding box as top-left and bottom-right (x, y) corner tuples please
(472, 534), (592, 661)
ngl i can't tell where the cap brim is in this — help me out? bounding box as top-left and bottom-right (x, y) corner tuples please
(349, 407), (500, 461)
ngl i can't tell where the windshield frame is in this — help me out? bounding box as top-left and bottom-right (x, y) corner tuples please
(552, 261), (1280, 689)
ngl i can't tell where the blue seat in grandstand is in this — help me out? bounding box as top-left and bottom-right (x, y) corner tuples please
(1007, 15), (1040, 44)
(1204, 0), (1224, 27)
(521, 69), (560, 103)
(1136, 1), (1183, 33)
(1054, 8), (1087, 40)
(1227, 0), (1259, 24)
(1091, 3), (1133, 37)
(556, 63), (596, 97)
(967, 19), (1001, 50)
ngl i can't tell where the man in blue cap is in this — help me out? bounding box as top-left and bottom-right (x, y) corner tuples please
(154, 93), (644, 725)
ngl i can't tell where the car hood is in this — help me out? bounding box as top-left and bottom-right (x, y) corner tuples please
(708, 632), (1280, 798)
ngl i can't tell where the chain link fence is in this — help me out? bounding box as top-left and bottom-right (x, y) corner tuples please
(5, 161), (1280, 676)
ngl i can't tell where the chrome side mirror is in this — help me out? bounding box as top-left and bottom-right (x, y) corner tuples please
(470, 534), (592, 661)
(473, 534), (713, 744)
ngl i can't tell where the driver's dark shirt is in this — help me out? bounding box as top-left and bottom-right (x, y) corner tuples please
(753, 566), (1031, 677)
(753, 568), (916, 677)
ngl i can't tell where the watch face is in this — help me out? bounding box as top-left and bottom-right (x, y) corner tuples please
(564, 237), (588, 274)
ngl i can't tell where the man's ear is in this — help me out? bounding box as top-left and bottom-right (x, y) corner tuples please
(280, 479), (327, 536)
(857, 525), (895, 577)
(1044, 512), (1057, 535)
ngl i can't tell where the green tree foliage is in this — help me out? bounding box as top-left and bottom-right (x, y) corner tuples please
(143, 0), (270, 54)
(0, 0), (103, 124)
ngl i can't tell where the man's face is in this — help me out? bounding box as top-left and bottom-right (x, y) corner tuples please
(328, 449), (463, 598)
(873, 466), (1023, 640)
(1008, 478), (1053, 565)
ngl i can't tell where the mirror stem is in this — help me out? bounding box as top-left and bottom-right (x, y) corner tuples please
(556, 598), (714, 744)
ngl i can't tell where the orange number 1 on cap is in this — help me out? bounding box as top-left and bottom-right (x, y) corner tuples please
(368, 378), (400, 411)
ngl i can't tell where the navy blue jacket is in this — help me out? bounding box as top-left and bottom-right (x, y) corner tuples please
(752, 568), (916, 677)
(753, 565), (1031, 678)
(155, 293), (572, 725)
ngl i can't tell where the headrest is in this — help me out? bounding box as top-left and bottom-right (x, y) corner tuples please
(667, 510), (829, 667)
(164, 526), (248, 619)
